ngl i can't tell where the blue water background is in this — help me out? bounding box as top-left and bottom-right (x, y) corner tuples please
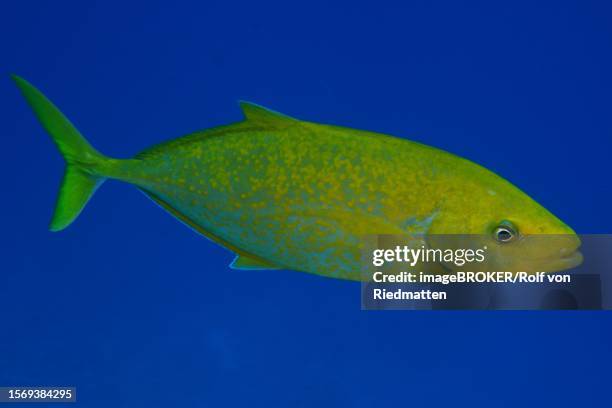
(2, 1), (612, 406)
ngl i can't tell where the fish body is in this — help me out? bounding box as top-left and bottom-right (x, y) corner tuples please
(13, 76), (582, 280)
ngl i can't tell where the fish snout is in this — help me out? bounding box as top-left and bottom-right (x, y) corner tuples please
(552, 234), (583, 271)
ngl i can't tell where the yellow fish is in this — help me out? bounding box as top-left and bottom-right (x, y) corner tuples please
(13, 75), (582, 280)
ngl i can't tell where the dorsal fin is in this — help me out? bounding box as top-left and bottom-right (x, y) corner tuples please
(239, 101), (297, 124)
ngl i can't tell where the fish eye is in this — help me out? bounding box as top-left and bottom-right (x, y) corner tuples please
(493, 223), (517, 243)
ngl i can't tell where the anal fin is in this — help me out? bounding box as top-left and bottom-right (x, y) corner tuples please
(230, 254), (281, 270)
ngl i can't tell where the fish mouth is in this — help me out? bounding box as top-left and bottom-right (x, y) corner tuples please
(539, 235), (583, 272)
(556, 250), (583, 270)
(559, 235), (583, 269)
(520, 235), (583, 273)
(541, 248), (584, 273)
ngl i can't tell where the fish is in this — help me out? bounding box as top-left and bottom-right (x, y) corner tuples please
(13, 75), (582, 281)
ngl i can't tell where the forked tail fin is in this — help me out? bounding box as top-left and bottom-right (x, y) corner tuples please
(12, 75), (110, 231)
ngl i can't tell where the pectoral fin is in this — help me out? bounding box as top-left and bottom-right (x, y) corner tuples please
(230, 254), (282, 270)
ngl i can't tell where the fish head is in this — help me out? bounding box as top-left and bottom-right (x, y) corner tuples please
(429, 183), (582, 273)
(477, 190), (582, 273)
(476, 220), (582, 274)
